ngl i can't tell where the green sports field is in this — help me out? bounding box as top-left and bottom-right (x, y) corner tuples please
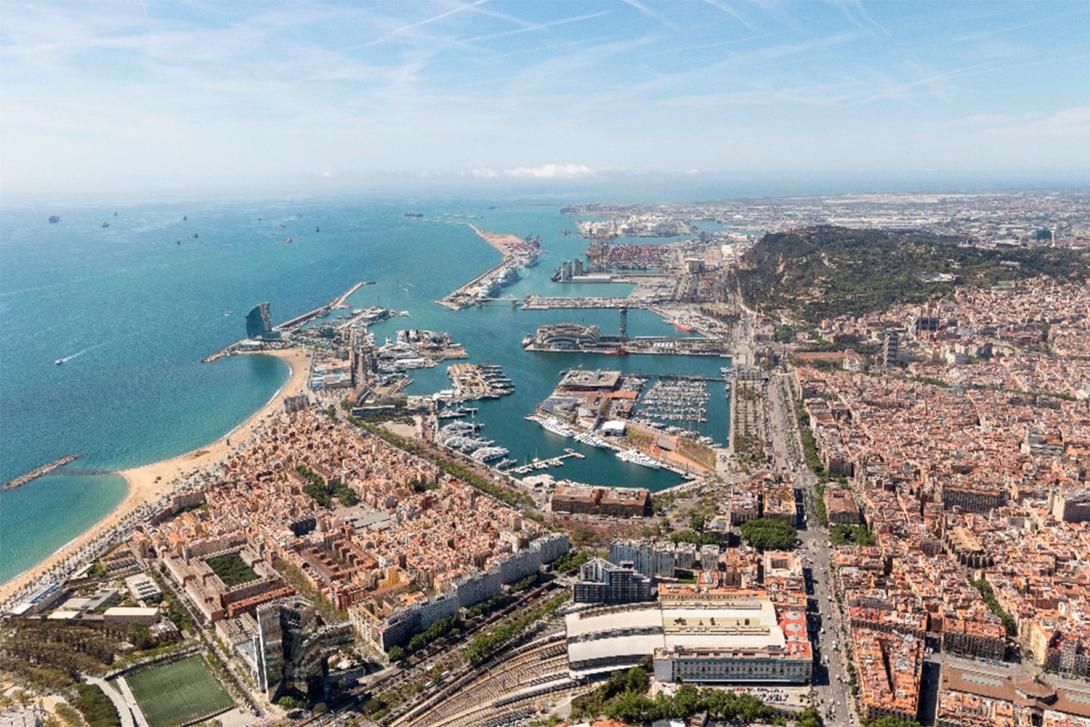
(123, 654), (234, 727)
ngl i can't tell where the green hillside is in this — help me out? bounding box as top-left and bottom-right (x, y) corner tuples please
(737, 225), (1088, 322)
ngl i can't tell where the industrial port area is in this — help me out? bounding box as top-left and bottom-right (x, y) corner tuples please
(5, 190), (1090, 727)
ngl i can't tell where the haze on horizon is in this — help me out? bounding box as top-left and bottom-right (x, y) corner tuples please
(2, 0), (1090, 199)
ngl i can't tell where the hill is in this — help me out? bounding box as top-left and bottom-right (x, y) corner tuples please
(737, 225), (1089, 323)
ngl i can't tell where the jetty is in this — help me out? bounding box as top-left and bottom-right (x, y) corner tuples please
(274, 280), (369, 332)
(203, 280), (370, 362)
(3, 455), (78, 491)
(521, 296), (643, 310)
(436, 227), (541, 310)
(509, 449), (583, 475)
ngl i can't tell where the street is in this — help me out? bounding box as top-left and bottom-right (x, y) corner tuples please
(766, 371), (859, 727)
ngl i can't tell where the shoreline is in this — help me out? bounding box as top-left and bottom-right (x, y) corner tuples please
(0, 347), (312, 604)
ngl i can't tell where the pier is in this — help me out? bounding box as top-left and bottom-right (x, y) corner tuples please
(557, 369), (726, 382)
(202, 280), (368, 362)
(509, 448), (584, 475)
(275, 280), (369, 332)
(332, 280), (369, 308)
(436, 257), (519, 310)
(437, 227), (541, 310)
(521, 296), (642, 310)
(525, 336), (731, 357)
(3, 455), (78, 491)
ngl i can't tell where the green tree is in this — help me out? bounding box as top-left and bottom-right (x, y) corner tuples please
(74, 685), (120, 727)
(797, 706), (823, 727)
(739, 517), (797, 551)
(867, 718), (923, 727)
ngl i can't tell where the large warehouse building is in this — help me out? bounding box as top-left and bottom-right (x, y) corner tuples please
(565, 587), (812, 684)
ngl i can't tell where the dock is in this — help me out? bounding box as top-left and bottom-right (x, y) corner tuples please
(521, 296), (646, 310)
(436, 227), (541, 310)
(525, 337), (731, 357)
(275, 280), (369, 332)
(3, 455), (79, 491)
(509, 448), (584, 476)
(436, 257), (518, 310)
(202, 280), (368, 362)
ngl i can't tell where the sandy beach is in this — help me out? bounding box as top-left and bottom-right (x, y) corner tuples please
(0, 347), (312, 604)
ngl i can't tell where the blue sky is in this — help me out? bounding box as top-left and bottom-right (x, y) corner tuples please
(2, 0), (1089, 196)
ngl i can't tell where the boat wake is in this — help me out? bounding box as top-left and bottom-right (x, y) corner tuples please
(54, 340), (110, 366)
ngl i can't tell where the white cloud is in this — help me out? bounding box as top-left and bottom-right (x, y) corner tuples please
(470, 163), (595, 179)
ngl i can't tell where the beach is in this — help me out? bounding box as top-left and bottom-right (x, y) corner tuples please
(0, 347), (312, 604)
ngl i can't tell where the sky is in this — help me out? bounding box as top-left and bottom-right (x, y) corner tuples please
(2, 0), (1090, 198)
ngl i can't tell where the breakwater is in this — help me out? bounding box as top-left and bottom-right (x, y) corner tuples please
(437, 227), (540, 310)
(274, 279), (369, 331)
(2, 455), (79, 491)
(202, 280), (369, 363)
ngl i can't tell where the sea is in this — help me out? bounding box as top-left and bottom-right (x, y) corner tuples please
(0, 196), (737, 585)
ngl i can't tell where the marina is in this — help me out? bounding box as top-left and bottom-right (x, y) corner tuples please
(446, 362), (516, 400)
(2, 200), (729, 587)
(524, 365), (726, 477)
(636, 378), (711, 424)
(507, 448), (586, 475)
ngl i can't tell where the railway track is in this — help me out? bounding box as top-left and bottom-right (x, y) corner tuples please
(396, 637), (569, 726)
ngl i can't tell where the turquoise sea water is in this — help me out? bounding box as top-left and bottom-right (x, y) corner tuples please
(0, 198), (729, 584)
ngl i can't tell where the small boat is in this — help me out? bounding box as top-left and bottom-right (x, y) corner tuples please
(48, 215), (60, 224)
(183, 215), (187, 221)
(284, 236), (293, 244)
(54, 358), (64, 366)
(315, 226), (320, 233)
(101, 222), (110, 228)
(193, 232), (199, 239)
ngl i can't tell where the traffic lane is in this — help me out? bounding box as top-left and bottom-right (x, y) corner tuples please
(803, 548), (854, 723)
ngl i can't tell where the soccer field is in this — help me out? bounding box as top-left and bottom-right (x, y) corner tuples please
(124, 655), (234, 727)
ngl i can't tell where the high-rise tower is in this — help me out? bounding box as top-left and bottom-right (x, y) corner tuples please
(246, 302), (274, 340)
